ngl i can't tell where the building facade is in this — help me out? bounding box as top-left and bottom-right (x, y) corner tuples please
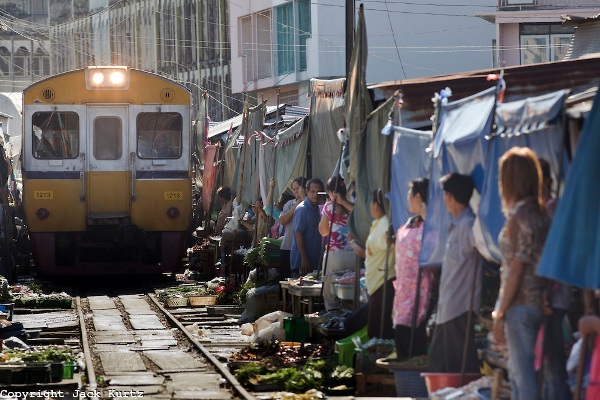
(0, 0), (240, 120)
(477, 0), (600, 67)
(229, 0), (345, 108)
(230, 1), (497, 108)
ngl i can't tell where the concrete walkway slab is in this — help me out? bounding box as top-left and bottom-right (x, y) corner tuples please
(140, 339), (178, 347)
(105, 386), (162, 395)
(129, 345), (169, 351)
(107, 374), (165, 385)
(129, 315), (165, 330)
(125, 308), (156, 315)
(144, 350), (203, 370)
(88, 296), (117, 310)
(93, 315), (127, 331)
(94, 344), (135, 353)
(92, 309), (122, 317)
(93, 333), (136, 344)
(120, 296), (152, 308)
(14, 311), (78, 329)
(136, 330), (175, 338)
(173, 391), (231, 400)
(100, 351), (146, 372)
(165, 372), (224, 393)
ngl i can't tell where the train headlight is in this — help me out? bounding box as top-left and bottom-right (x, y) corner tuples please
(167, 207), (180, 219)
(36, 208), (50, 220)
(86, 66), (130, 90)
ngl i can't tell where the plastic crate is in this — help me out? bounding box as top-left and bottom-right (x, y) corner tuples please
(24, 363), (51, 384)
(332, 283), (355, 300)
(283, 317), (309, 342)
(334, 325), (369, 367)
(391, 368), (428, 397)
(0, 366), (13, 385)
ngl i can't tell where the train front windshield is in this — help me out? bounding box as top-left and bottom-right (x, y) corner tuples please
(32, 111), (79, 159)
(136, 112), (182, 159)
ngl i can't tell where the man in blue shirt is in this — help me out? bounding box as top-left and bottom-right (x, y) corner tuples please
(290, 178), (324, 277)
(430, 173), (482, 373)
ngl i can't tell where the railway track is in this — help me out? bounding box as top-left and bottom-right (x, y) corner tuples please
(75, 289), (257, 399)
(10, 277), (339, 398)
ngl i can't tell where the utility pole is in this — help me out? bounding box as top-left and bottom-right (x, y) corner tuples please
(345, 0), (355, 77)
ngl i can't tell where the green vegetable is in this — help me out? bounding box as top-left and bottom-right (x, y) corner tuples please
(235, 363), (265, 385)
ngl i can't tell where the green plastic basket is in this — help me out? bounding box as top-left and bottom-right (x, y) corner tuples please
(334, 325), (369, 367)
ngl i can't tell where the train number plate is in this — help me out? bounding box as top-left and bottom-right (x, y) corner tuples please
(164, 191), (183, 200)
(34, 191), (53, 199)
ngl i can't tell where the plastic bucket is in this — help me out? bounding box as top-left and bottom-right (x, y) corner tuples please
(283, 317), (309, 342)
(420, 372), (482, 393)
(63, 361), (75, 379)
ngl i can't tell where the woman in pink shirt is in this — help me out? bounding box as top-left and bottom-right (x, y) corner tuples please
(392, 178), (434, 358)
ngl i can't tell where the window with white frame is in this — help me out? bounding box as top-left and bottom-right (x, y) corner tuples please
(240, 15), (254, 82)
(520, 24), (574, 65)
(276, 3), (295, 75)
(240, 11), (273, 82)
(256, 11), (273, 80)
(276, 0), (311, 76)
(239, 1), (311, 83)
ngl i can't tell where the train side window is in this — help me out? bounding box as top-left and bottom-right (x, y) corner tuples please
(93, 117), (122, 160)
(136, 112), (182, 159)
(32, 111), (79, 159)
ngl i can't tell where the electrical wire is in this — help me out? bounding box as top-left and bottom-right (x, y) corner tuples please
(382, 0), (407, 79)
(0, 0), (581, 114)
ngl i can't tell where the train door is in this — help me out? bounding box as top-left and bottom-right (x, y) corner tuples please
(86, 106), (129, 216)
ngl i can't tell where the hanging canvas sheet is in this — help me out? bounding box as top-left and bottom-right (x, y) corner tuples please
(309, 78), (345, 181)
(537, 91), (600, 289)
(223, 127), (242, 192)
(389, 127), (432, 232)
(271, 117), (309, 196)
(345, 5), (373, 186)
(202, 144), (220, 214)
(255, 121), (305, 205)
(223, 102), (265, 205)
(348, 97), (393, 246)
(420, 87), (496, 267)
(477, 89), (568, 263)
(257, 131), (276, 205)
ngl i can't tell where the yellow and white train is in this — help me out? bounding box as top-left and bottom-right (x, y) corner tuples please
(21, 67), (193, 275)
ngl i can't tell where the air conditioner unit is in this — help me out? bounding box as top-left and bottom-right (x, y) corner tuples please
(506, 0), (535, 4)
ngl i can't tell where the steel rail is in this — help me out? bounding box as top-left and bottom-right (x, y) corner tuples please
(75, 296), (97, 390)
(147, 293), (256, 400)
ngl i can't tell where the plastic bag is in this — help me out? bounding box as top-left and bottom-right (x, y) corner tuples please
(238, 284), (280, 323)
(241, 322), (256, 336)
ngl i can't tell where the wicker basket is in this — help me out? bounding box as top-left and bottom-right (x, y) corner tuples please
(188, 295), (218, 306)
(166, 297), (189, 307)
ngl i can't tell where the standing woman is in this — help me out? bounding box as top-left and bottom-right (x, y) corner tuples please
(392, 178), (433, 358)
(492, 147), (551, 400)
(278, 177), (307, 280)
(350, 188), (396, 339)
(319, 176), (356, 311)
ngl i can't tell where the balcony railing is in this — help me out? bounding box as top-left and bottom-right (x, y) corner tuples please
(499, 0), (600, 8)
